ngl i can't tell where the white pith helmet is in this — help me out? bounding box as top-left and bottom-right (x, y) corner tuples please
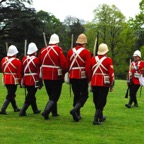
(7, 45), (18, 56)
(97, 43), (109, 55)
(133, 50), (141, 58)
(27, 42), (38, 55)
(76, 33), (87, 44)
(49, 33), (59, 44)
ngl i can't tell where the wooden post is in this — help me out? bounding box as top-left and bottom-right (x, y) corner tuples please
(70, 34), (74, 97)
(5, 42), (8, 53)
(71, 34), (74, 48)
(43, 32), (47, 47)
(93, 36), (97, 56)
(24, 40), (27, 56)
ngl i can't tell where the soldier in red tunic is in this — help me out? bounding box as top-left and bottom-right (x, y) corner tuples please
(38, 33), (67, 120)
(90, 43), (114, 125)
(125, 50), (143, 108)
(0, 45), (22, 114)
(19, 42), (41, 116)
(66, 33), (91, 122)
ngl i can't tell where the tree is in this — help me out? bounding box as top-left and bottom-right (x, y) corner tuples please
(36, 10), (69, 54)
(92, 4), (126, 58)
(0, 0), (71, 60)
(85, 4), (137, 79)
(0, 0), (32, 4)
(63, 16), (85, 48)
(84, 22), (98, 55)
(128, 0), (144, 54)
(0, 0), (35, 58)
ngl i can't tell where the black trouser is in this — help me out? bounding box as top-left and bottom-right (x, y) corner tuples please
(6, 84), (17, 101)
(44, 80), (63, 103)
(25, 86), (37, 105)
(92, 86), (109, 110)
(70, 79), (89, 107)
(129, 84), (140, 104)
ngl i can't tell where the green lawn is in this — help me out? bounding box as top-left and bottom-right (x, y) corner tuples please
(0, 73), (144, 144)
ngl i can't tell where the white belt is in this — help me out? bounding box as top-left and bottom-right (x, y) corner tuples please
(24, 73), (37, 76)
(71, 67), (85, 70)
(42, 65), (60, 69)
(94, 73), (107, 75)
(4, 72), (16, 75)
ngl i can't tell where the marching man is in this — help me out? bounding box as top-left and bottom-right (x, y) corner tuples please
(125, 50), (144, 108)
(66, 33), (91, 122)
(0, 45), (22, 114)
(19, 42), (41, 116)
(38, 33), (67, 120)
(90, 43), (114, 125)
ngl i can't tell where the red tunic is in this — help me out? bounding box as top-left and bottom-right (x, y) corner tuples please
(91, 55), (114, 87)
(22, 55), (40, 86)
(1, 56), (22, 84)
(128, 60), (144, 84)
(139, 60), (144, 74)
(38, 44), (67, 80)
(66, 45), (91, 82)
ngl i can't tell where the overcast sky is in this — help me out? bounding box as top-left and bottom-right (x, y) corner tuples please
(32, 0), (141, 22)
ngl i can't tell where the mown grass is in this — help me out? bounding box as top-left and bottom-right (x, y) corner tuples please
(0, 73), (144, 144)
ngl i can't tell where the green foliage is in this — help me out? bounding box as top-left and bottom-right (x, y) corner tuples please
(0, 1), (85, 58)
(63, 16), (85, 51)
(85, 4), (137, 79)
(127, 0), (144, 57)
(0, 0), (38, 58)
(92, 4), (126, 58)
(84, 22), (98, 53)
(0, 73), (144, 143)
(140, 45), (144, 59)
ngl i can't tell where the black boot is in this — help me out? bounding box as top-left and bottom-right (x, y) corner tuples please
(31, 103), (41, 114)
(77, 109), (82, 120)
(133, 98), (138, 107)
(19, 103), (29, 116)
(51, 103), (59, 117)
(0, 99), (10, 114)
(93, 109), (102, 125)
(11, 98), (20, 112)
(134, 103), (138, 107)
(31, 97), (41, 114)
(70, 103), (81, 122)
(125, 98), (132, 108)
(99, 110), (106, 122)
(42, 100), (55, 120)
